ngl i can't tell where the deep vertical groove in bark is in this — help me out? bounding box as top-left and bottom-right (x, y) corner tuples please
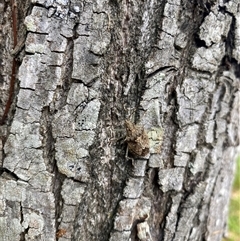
(0, 0), (17, 125)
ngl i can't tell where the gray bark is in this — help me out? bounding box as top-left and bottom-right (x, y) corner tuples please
(0, 0), (239, 241)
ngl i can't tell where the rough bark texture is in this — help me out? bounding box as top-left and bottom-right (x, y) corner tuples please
(0, 0), (239, 241)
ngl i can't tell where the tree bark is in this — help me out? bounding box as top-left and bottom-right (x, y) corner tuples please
(0, 0), (239, 241)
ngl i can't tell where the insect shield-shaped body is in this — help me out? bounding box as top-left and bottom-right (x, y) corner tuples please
(125, 120), (150, 157)
(56, 229), (67, 238)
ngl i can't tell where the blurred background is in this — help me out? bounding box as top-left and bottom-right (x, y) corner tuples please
(223, 156), (240, 241)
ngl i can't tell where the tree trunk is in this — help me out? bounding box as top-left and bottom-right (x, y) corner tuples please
(0, 0), (239, 241)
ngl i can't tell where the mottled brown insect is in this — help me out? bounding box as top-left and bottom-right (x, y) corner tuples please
(125, 120), (150, 157)
(56, 229), (67, 238)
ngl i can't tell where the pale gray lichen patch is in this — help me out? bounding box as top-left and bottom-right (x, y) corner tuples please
(216, 119), (227, 136)
(20, 190), (55, 240)
(145, 33), (180, 74)
(5, 150), (46, 183)
(75, 131), (96, 148)
(17, 89), (35, 110)
(233, 15), (240, 62)
(140, 73), (168, 129)
(41, 52), (64, 66)
(90, 35), (111, 55)
(141, 73), (165, 102)
(60, 205), (77, 223)
(89, 13), (111, 55)
(19, 54), (42, 89)
(220, 0), (238, 14)
(176, 75), (215, 126)
(72, 37), (102, 84)
(55, 138), (89, 178)
(110, 231), (131, 241)
(75, 99), (101, 131)
(176, 125), (199, 153)
(10, 121), (42, 149)
(3, 121), (45, 182)
(0, 178), (27, 239)
(54, 98), (100, 180)
(158, 168), (185, 192)
(52, 106), (75, 138)
(55, 138), (90, 159)
(0, 217), (22, 240)
(148, 154), (164, 168)
(14, 107), (42, 124)
(190, 148), (210, 175)
(192, 43), (225, 73)
(25, 33), (49, 54)
(141, 100), (162, 127)
(174, 153), (190, 167)
(205, 120), (215, 144)
(88, 85), (100, 99)
(74, 158), (90, 182)
(22, 212), (45, 239)
(25, 7), (51, 33)
(123, 178), (144, 198)
(48, 28), (69, 52)
(28, 171), (53, 192)
(66, 83), (88, 107)
(162, 2), (179, 36)
(132, 160), (147, 177)
(147, 127), (164, 154)
(71, 10), (110, 83)
(175, 31), (188, 49)
(199, 12), (232, 47)
(144, 1), (181, 74)
(4, 180), (27, 202)
(58, 155), (90, 181)
(23, 189), (55, 212)
(61, 179), (86, 205)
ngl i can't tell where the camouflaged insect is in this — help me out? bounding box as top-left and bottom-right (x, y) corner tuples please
(125, 120), (150, 157)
